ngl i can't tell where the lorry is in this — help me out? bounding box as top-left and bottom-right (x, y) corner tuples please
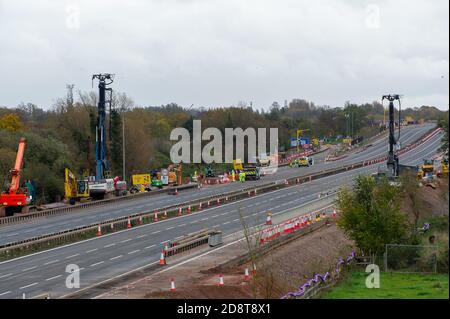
(233, 159), (261, 181)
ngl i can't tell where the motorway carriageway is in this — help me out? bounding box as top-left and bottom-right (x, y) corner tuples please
(0, 124), (435, 246)
(0, 129), (442, 299)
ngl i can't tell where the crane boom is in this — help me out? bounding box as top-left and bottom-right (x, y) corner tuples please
(9, 137), (26, 194)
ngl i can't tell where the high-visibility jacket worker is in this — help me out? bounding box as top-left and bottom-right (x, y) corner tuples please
(239, 171), (246, 183)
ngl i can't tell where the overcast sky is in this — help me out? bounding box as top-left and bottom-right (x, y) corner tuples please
(0, 0), (448, 111)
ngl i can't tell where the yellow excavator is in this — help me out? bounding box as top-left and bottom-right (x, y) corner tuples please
(417, 159), (435, 180)
(64, 168), (90, 205)
(439, 158), (449, 177)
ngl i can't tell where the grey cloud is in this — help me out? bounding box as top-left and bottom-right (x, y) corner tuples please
(0, 0), (448, 110)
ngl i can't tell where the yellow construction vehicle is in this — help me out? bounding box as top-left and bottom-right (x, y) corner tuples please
(168, 164), (182, 185)
(439, 158), (449, 177)
(233, 159), (244, 171)
(64, 168), (90, 205)
(417, 159), (435, 180)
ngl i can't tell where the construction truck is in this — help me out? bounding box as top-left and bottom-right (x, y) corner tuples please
(130, 173), (152, 193)
(233, 159), (260, 181)
(441, 158), (449, 176)
(289, 156), (313, 167)
(437, 158), (449, 178)
(417, 159), (435, 180)
(0, 138), (33, 216)
(64, 168), (90, 205)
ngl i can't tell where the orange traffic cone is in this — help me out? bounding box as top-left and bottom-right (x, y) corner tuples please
(252, 263), (257, 276)
(207, 201), (210, 207)
(217, 198), (220, 205)
(138, 216), (143, 225)
(110, 223), (114, 232)
(159, 251), (166, 265)
(170, 278), (176, 291)
(174, 188), (178, 195)
(154, 212), (159, 222)
(244, 268), (250, 282)
(163, 211), (167, 219)
(97, 225), (102, 236)
(266, 214), (272, 225)
(332, 209), (337, 218)
(218, 274), (224, 287)
(127, 218), (132, 228)
(178, 207), (182, 216)
(187, 205), (191, 214)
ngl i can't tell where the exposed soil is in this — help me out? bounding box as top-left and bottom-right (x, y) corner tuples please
(401, 178), (449, 223)
(107, 223), (354, 299)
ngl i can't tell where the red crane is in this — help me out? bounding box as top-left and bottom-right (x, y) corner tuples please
(0, 138), (28, 217)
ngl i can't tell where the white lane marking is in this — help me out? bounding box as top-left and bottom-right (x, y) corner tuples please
(190, 220), (198, 224)
(212, 225), (220, 228)
(160, 240), (169, 245)
(45, 275), (62, 281)
(0, 273), (12, 279)
(20, 282), (38, 290)
(86, 248), (98, 253)
(22, 266), (37, 272)
(211, 215), (219, 218)
(90, 261), (104, 267)
(152, 230), (161, 234)
(166, 226), (174, 230)
(144, 244), (156, 249)
(104, 243), (116, 248)
(121, 239), (132, 243)
(137, 234), (147, 239)
(178, 223), (186, 227)
(201, 218), (208, 221)
(174, 236), (183, 240)
(232, 218), (239, 222)
(110, 255), (123, 261)
(223, 221), (230, 225)
(65, 253), (80, 259)
(44, 260), (59, 265)
(128, 250), (140, 255)
(5, 232), (19, 237)
(0, 291), (11, 296)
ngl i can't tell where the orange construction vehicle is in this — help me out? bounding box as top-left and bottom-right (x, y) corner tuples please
(0, 138), (30, 217)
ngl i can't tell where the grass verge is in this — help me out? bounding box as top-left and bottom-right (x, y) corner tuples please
(321, 272), (449, 299)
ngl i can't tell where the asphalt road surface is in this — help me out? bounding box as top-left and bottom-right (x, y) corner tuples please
(0, 124), (435, 245)
(0, 127), (442, 299)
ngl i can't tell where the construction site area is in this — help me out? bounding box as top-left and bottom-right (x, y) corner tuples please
(0, 2), (448, 312)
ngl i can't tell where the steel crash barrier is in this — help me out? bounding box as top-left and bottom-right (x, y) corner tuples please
(0, 183), (198, 226)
